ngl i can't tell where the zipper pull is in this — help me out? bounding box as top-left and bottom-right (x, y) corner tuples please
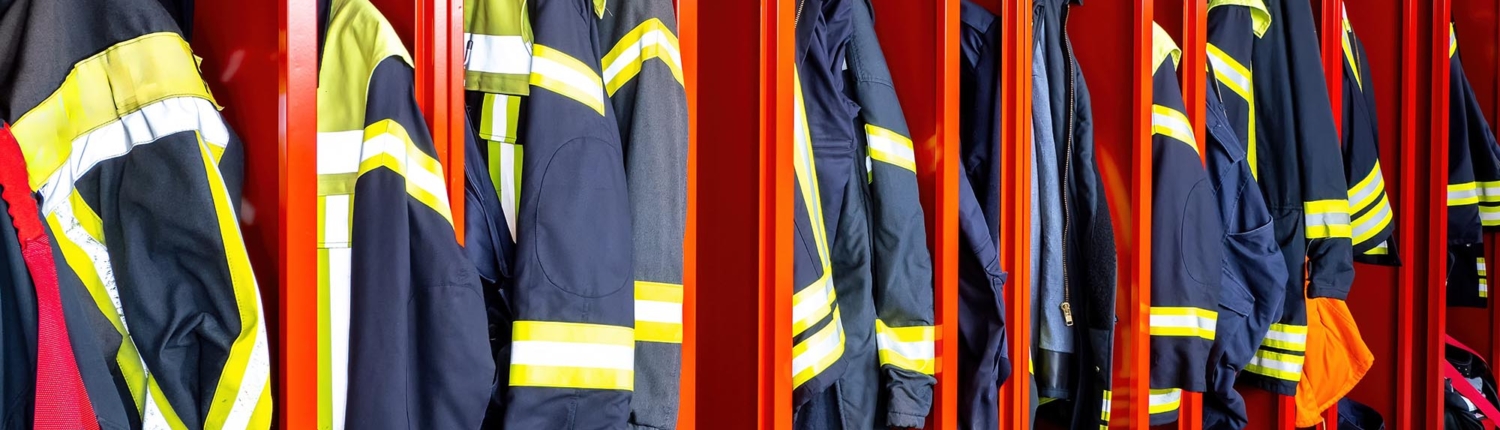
(1060, 302), (1074, 326)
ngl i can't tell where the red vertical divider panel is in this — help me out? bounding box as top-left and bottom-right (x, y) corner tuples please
(677, 0), (699, 427)
(1061, 1), (1154, 427)
(866, 1), (962, 428)
(1425, 1), (1453, 428)
(190, 0), (319, 427)
(690, 0), (785, 428)
(1314, 0), (1342, 428)
(1451, 0), (1500, 365)
(996, 0), (1036, 428)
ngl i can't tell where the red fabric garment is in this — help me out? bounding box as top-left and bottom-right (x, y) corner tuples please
(0, 123), (99, 430)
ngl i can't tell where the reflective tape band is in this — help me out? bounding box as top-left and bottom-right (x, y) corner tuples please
(1482, 206), (1500, 226)
(791, 273), (836, 336)
(1451, 182), (1480, 206)
(1148, 307), (1217, 340)
(11, 32), (221, 190)
(792, 309), (846, 388)
(1480, 258), (1488, 277)
(1452, 24), (1459, 58)
(510, 321), (635, 390)
(865, 124), (917, 173)
(1352, 194), (1393, 245)
(530, 45), (606, 115)
(874, 319), (935, 375)
(358, 119), (454, 227)
(1100, 390), (1112, 428)
(792, 70), (832, 268)
(1342, 16), (1361, 89)
(1480, 181), (1500, 203)
(1151, 104), (1198, 152)
(635, 281), (684, 344)
(1207, 44), (1251, 101)
(1366, 240), (1391, 255)
(1260, 323), (1309, 352)
(465, 33), (532, 75)
(1347, 161), (1385, 213)
(601, 18), (684, 96)
(1246, 349), (1306, 381)
(1305, 199), (1353, 239)
(479, 93), (523, 144)
(1148, 388), (1182, 415)
(1207, 0), (1272, 36)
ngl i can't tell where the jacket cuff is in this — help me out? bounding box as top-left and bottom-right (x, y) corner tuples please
(886, 410), (928, 429)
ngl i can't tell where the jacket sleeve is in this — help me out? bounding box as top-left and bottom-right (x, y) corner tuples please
(1281, 0), (1355, 300)
(1146, 24), (1225, 425)
(1342, 16), (1399, 265)
(1449, 24), (1485, 246)
(845, 2), (937, 426)
(597, 1), (688, 428)
(1453, 23), (1500, 233)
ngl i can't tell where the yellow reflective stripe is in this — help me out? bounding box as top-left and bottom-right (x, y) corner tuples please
(511, 321), (635, 390)
(358, 119), (455, 226)
(1207, 44), (1252, 102)
(1342, 6), (1361, 90)
(69, 190), (104, 244)
(1451, 24), (1459, 58)
(1148, 388), (1182, 415)
(10, 32), (219, 190)
(1347, 162), (1385, 213)
(47, 213), (145, 411)
(1151, 104), (1199, 153)
(146, 377), (189, 430)
(1366, 241), (1391, 255)
(197, 135), (272, 429)
(1100, 390), (1112, 427)
(1207, 0), (1272, 36)
(1305, 199), (1353, 239)
(530, 44), (607, 115)
(1246, 349), (1306, 381)
(478, 93), (523, 144)
(1451, 182), (1481, 206)
(1151, 22), (1182, 70)
(1352, 194), (1394, 245)
(793, 70), (832, 268)
(1479, 180), (1500, 203)
(865, 124), (917, 173)
(874, 319), (935, 375)
(248, 379), (274, 429)
(317, 249), (333, 430)
(510, 365), (633, 390)
(635, 281), (684, 344)
(1148, 307), (1218, 340)
(1260, 323), (1309, 352)
(791, 273), (836, 336)
(601, 18), (684, 96)
(792, 309), (846, 388)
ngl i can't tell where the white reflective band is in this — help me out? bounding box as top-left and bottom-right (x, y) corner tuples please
(1148, 389), (1182, 415)
(791, 274), (835, 335)
(1261, 323), (1309, 351)
(326, 247), (352, 430)
(37, 97), (230, 215)
(511, 341), (635, 370)
(1247, 350), (1306, 381)
(465, 33), (532, 75)
(601, 18), (684, 95)
(359, 125), (453, 224)
(1478, 181), (1500, 202)
(865, 124), (916, 173)
(1151, 104), (1198, 151)
(792, 310), (846, 387)
(1149, 307), (1217, 340)
(635, 281), (684, 343)
(874, 320), (935, 375)
(1451, 182), (1480, 206)
(1352, 195), (1392, 244)
(318, 131), (365, 175)
(1305, 200), (1352, 239)
(1207, 44), (1251, 100)
(509, 321), (635, 390)
(530, 45), (606, 115)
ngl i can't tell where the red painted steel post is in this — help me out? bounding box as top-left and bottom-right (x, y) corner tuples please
(678, 0), (698, 427)
(1177, 0), (1208, 426)
(1428, 1), (1453, 428)
(761, 0), (795, 428)
(1317, 1), (1343, 428)
(998, 0), (1035, 427)
(935, 1), (962, 427)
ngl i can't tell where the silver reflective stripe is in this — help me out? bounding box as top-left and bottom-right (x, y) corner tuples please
(465, 33), (532, 75)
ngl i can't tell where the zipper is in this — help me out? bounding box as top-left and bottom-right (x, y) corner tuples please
(795, 0), (807, 26)
(1059, 5), (1076, 327)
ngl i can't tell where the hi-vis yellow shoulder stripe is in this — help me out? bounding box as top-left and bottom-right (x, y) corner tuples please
(510, 321), (635, 390)
(635, 281), (684, 344)
(601, 18), (684, 96)
(865, 124), (917, 173)
(1151, 104), (1199, 154)
(1148, 307), (1217, 340)
(531, 44), (607, 115)
(791, 69), (844, 389)
(1341, 4), (1362, 90)
(874, 319), (935, 375)
(10, 32), (220, 190)
(1304, 199), (1352, 239)
(358, 119), (454, 226)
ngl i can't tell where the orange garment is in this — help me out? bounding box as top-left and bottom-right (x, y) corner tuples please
(1293, 296), (1373, 427)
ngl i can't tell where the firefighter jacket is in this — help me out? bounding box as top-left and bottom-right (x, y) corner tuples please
(957, 3), (1015, 429)
(501, 0), (641, 428)
(1, 0), (275, 427)
(1448, 22), (1500, 308)
(1031, 2), (1120, 428)
(598, 1), (689, 428)
(1234, 0), (1354, 396)
(1202, 35), (1292, 429)
(316, 0), (494, 428)
(1145, 24), (1227, 425)
(1340, 9), (1399, 266)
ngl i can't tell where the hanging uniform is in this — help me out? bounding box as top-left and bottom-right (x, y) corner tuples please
(598, 1), (689, 428)
(317, 0), (494, 428)
(2, 0), (274, 427)
(956, 3), (1015, 429)
(1449, 22), (1500, 308)
(502, 0), (639, 428)
(1145, 24), (1227, 426)
(1234, 0), (1354, 396)
(1340, 8), (1398, 266)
